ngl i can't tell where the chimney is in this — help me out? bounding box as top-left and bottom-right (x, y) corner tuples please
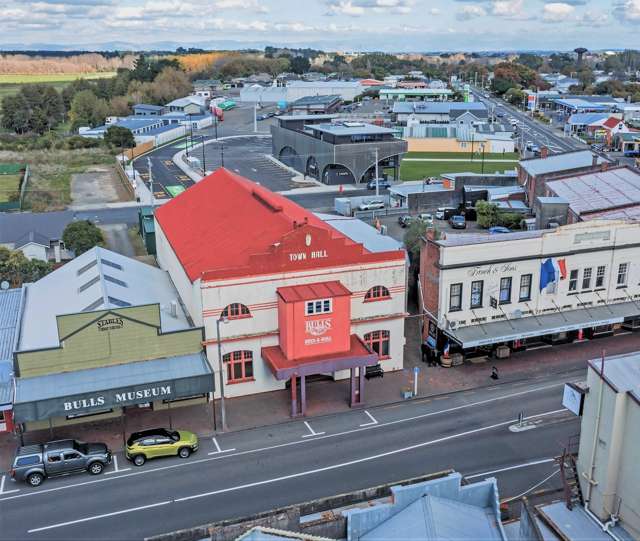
(540, 147), (549, 159)
(170, 300), (178, 318)
(592, 154), (598, 167)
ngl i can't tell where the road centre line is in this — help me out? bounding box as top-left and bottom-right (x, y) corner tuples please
(464, 458), (556, 479)
(302, 421), (325, 438)
(0, 383), (571, 503)
(26, 408), (571, 532)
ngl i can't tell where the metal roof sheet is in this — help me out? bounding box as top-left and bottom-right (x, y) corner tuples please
(546, 166), (640, 216)
(277, 281), (351, 303)
(519, 150), (603, 177)
(316, 213), (403, 253)
(588, 351), (640, 399)
(14, 353), (211, 404)
(307, 123), (394, 135)
(18, 247), (190, 352)
(0, 288), (23, 361)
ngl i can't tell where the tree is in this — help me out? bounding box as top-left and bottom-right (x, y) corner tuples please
(62, 220), (104, 255)
(0, 247), (53, 287)
(69, 90), (109, 130)
(290, 56), (311, 75)
(476, 201), (500, 229)
(104, 125), (135, 149)
(403, 218), (437, 263)
(517, 54), (544, 71)
(109, 95), (131, 116)
(149, 67), (193, 103)
(504, 87), (525, 106)
(1, 94), (31, 134)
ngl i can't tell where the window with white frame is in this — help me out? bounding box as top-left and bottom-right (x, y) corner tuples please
(470, 280), (483, 309)
(569, 269), (578, 291)
(595, 266), (606, 288)
(499, 277), (512, 304)
(617, 263), (629, 286)
(582, 268), (592, 290)
(305, 298), (332, 315)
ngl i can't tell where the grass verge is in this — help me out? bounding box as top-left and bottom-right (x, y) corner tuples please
(400, 160), (518, 181)
(404, 151), (519, 161)
(0, 173), (22, 203)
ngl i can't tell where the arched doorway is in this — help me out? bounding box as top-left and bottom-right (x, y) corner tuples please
(306, 156), (319, 179)
(321, 164), (355, 185)
(278, 146), (303, 173)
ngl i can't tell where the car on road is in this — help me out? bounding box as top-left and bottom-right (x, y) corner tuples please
(509, 118), (518, 125)
(256, 114), (269, 121)
(366, 178), (392, 190)
(489, 226), (511, 234)
(267, 112), (276, 118)
(10, 439), (112, 487)
(496, 112), (505, 118)
(126, 428), (199, 466)
(448, 215), (467, 229)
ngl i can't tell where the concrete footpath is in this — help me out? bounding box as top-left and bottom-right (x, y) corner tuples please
(1, 330), (637, 473)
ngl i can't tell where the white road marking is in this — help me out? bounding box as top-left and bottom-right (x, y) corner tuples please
(208, 437), (236, 455)
(359, 410), (378, 427)
(464, 458), (556, 479)
(302, 421), (325, 438)
(0, 475), (4, 493)
(105, 456), (131, 475)
(0, 383), (573, 503)
(27, 500), (172, 533)
(176, 410), (565, 503)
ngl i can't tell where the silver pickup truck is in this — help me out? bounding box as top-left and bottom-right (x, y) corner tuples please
(10, 439), (112, 487)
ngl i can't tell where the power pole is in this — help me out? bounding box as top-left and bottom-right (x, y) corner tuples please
(253, 103), (258, 133)
(201, 136), (206, 174)
(221, 140), (225, 168)
(375, 148), (380, 196)
(147, 157), (154, 209)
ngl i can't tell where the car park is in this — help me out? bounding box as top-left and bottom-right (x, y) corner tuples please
(398, 213), (433, 228)
(126, 428), (199, 466)
(358, 200), (385, 211)
(435, 207), (457, 220)
(10, 439), (112, 487)
(366, 178), (391, 190)
(448, 215), (467, 229)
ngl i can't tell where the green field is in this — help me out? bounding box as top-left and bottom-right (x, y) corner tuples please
(0, 173), (22, 203)
(400, 160), (518, 181)
(404, 151), (520, 160)
(0, 72), (117, 101)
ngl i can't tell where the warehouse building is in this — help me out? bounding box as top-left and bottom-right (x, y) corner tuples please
(419, 220), (640, 363)
(240, 81), (363, 104)
(271, 116), (407, 185)
(11, 247), (213, 432)
(154, 169), (407, 416)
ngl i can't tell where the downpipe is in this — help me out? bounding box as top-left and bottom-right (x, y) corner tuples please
(584, 506), (622, 541)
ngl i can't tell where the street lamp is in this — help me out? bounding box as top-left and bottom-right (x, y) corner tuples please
(216, 316), (229, 432)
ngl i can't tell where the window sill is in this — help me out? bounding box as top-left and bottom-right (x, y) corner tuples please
(449, 308), (462, 313)
(227, 377), (255, 385)
(226, 314), (252, 321)
(470, 305), (483, 310)
(519, 298), (531, 303)
(364, 296), (391, 303)
(616, 285), (628, 290)
(499, 301), (511, 306)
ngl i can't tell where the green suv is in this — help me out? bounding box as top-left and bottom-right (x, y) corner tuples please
(125, 428), (198, 466)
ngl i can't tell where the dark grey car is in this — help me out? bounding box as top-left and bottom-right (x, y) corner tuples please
(10, 439), (112, 487)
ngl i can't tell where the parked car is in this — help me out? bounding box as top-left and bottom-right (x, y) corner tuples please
(398, 213), (433, 228)
(256, 114), (268, 121)
(10, 439), (112, 487)
(489, 226), (511, 234)
(448, 215), (467, 229)
(267, 112), (276, 118)
(366, 178), (391, 190)
(525, 141), (534, 151)
(126, 428), (199, 466)
(358, 200), (385, 211)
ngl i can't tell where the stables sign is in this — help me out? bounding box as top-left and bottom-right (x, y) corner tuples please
(62, 384), (173, 412)
(97, 317), (124, 332)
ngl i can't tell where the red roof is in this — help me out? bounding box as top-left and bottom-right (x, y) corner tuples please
(603, 117), (623, 129)
(277, 281), (351, 303)
(262, 334), (377, 379)
(155, 168), (403, 282)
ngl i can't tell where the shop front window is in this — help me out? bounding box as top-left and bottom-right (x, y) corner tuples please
(224, 350), (254, 383)
(364, 330), (390, 359)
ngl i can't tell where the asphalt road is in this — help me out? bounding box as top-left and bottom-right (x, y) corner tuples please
(471, 87), (586, 155)
(0, 371), (582, 540)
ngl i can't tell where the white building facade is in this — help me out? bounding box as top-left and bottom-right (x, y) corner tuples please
(420, 221), (640, 359)
(155, 169), (407, 415)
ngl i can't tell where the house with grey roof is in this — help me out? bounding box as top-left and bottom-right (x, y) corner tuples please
(0, 210), (73, 263)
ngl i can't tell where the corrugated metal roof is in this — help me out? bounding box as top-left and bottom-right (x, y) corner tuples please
(18, 247), (190, 352)
(316, 213), (403, 253)
(0, 288), (22, 405)
(546, 166), (640, 216)
(519, 150), (603, 176)
(14, 353), (211, 404)
(277, 281), (351, 303)
(307, 123), (394, 136)
(566, 113), (609, 125)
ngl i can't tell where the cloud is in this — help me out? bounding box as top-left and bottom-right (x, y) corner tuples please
(542, 2), (575, 22)
(456, 4), (487, 20)
(492, 0), (530, 19)
(576, 9), (609, 26)
(429, 7), (441, 15)
(325, 0), (414, 16)
(213, 0), (268, 12)
(613, 0), (640, 22)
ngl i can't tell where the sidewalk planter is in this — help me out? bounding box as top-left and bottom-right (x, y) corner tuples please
(401, 388), (413, 400)
(440, 356), (453, 368)
(495, 345), (511, 359)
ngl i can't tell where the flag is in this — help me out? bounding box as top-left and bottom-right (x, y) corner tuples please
(539, 258), (556, 291)
(557, 258), (567, 280)
(443, 341), (450, 358)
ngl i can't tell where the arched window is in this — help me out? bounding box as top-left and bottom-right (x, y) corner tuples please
(223, 350), (254, 383)
(364, 286), (390, 302)
(221, 303), (251, 319)
(363, 330), (390, 359)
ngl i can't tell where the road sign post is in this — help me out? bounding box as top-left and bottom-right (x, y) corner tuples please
(413, 366), (419, 397)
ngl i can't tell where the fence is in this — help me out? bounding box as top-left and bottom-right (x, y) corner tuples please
(114, 158), (135, 198)
(0, 163), (27, 212)
(124, 141), (154, 161)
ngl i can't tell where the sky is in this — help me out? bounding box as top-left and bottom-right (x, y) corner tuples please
(1, 0), (640, 52)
